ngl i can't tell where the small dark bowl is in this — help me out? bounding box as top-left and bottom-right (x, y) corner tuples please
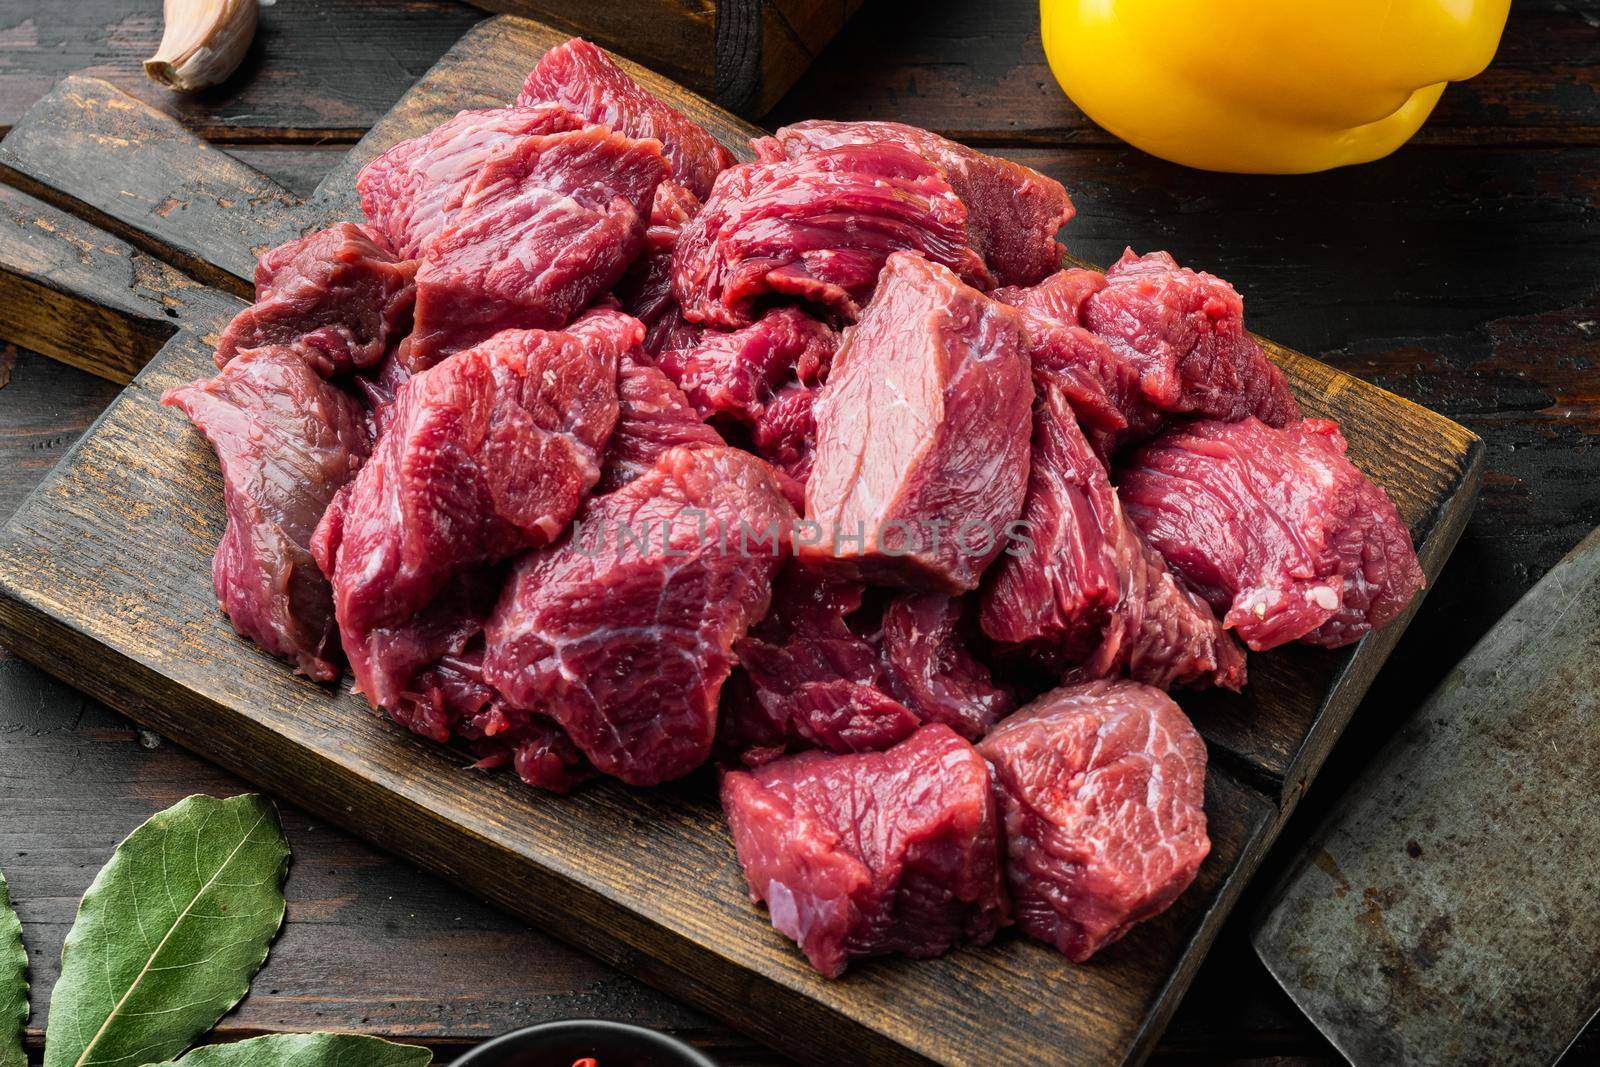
(452, 1019), (719, 1067)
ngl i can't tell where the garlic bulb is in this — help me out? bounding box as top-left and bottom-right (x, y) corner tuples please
(143, 0), (267, 93)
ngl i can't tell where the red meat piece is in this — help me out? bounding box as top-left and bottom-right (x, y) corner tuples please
(723, 566), (920, 764)
(720, 723), (1009, 978)
(483, 445), (797, 786)
(517, 38), (734, 200)
(977, 679), (1210, 962)
(214, 223), (416, 373)
(400, 643), (593, 794)
(614, 180), (702, 331)
(408, 123), (667, 368)
(657, 306), (835, 426)
(880, 592), (1014, 740)
(1119, 417), (1424, 650)
(723, 566), (1010, 766)
(750, 382), (820, 483)
(357, 105), (584, 259)
(756, 119), (1075, 288)
(799, 252), (1033, 592)
(1083, 250), (1299, 427)
(598, 353), (723, 494)
(318, 310), (633, 708)
(163, 345), (370, 681)
(981, 376), (1244, 690)
(672, 146), (991, 328)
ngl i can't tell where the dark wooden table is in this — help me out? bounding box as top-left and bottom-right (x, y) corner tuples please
(1, 1), (1596, 1063)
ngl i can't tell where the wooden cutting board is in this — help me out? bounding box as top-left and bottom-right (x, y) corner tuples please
(0, 16), (1482, 1066)
(464, 0), (865, 115)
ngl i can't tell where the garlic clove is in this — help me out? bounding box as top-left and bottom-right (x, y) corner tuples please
(143, 0), (264, 93)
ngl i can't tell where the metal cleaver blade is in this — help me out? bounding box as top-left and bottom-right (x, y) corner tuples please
(1254, 527), (1600, 1066)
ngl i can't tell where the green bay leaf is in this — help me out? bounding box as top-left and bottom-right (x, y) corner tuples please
(1, 869), (28, 1067)
(146, 1033), (431, 1066)
(43, 794), (290, 1067)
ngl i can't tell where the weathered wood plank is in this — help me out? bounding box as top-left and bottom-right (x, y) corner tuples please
(0, 184), (242, 382)
(0, 0), (483, 142)
(0, 77), (304, 295)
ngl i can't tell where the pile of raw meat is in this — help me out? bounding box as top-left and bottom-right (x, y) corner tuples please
(165, 39), (1425, 978)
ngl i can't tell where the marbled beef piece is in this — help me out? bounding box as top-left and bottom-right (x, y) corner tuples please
(163, 345), (370, 681)
(723, 567), (1010, 767)
(400, 642), (593, 794)
(214, 223), (416, 373)
(1119, 417), (1424, 651)
(517, 37), (734, 200)
(880, 592), (1014, 740)
(357, 105), (585, 259)
(981, 376), (1245, 690)
(799, 252), (1033, 592)
(750, 382), (820, 483)
(723, 566), (920, 765)
(996, 253), (1299, 447)
(657, 307), (835, 427)
(319, 309), (633, 708)
(672, 146), (991, 329)
(484, 445), (796, 786)
(407, 123), (668, 368)
(977, 680), (1210, 962)
(721, 723), (1009, 978)
(1084, 250), (1299, 427)
(598, 353), (723, 494)
(756, 119), (1075, 287)
(614, 180), (702, 331)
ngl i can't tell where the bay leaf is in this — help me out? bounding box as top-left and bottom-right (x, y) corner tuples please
(146, 1033), (432, 1066)
(43, 794), (290, 1067)
(0, 869), (27, 1067)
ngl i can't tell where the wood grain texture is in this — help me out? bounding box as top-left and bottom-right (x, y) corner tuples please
(0, 76), (305, 295)
(0, 13), (1482, 1066)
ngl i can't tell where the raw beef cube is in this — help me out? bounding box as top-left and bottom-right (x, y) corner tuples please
(721, 723), (1009, 978)
(657, 306), (836, 427)
(357, 105), (584, 259)
(1082, 250), (1300, 428)
(598, 353), (723, 494)
(1119, 417), (1424, 650)
(723, 565), (921, 764)
(799, 252), (1033, 592)
(996, 254), (1300, 447)
(994, 266), (1106, 323)
(750, 382), (820, 483)
(979, 684), (1203, 966)
(517, 38), (734, 200)
(320, 310), (633, 708)
(408, 123), (668, 367)
(880, 592), (1014, 740)
(214, 223), (417, 372)
(351, 346), (412, 439)
(977, 680), (1210, 962)
(484, 445), (797, 786)
(757, 119), (1075, 287)
(980, 377), (1245, 690)
(614, 180), (702, 330)
(163, 345), (370, 681)
(401, 643), (594, 794)
(672, 146), (991, 328)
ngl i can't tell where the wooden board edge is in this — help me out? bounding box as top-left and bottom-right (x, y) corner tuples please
(0, 578), (937, 1067)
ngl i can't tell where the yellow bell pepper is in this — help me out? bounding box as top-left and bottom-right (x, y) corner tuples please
(1039, 0), (1511, 173)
